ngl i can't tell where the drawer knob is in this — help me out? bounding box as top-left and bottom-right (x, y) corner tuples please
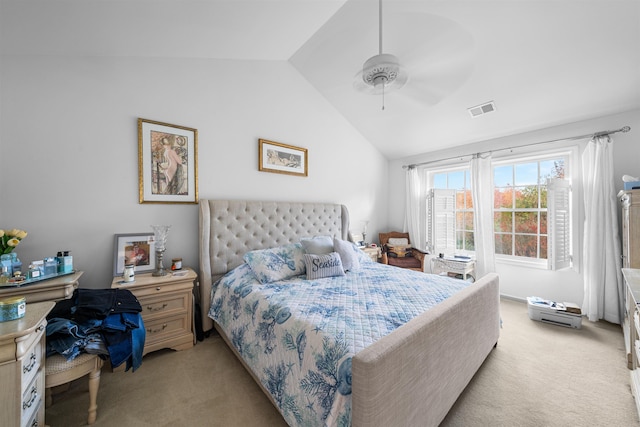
(23, 352), (37, 374)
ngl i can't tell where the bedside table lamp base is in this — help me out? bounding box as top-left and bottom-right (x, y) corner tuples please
(152, 249), (167, 277)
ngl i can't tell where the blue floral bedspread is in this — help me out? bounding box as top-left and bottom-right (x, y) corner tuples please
(209, 258), (470, 427)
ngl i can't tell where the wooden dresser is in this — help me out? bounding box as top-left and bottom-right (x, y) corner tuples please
(0, 301), (54, 427)
(111, 268), (196, 356)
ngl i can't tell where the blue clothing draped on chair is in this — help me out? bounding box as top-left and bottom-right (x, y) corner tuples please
(46, 288), (146, 372)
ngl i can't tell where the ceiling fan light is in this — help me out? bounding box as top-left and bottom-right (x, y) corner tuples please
(362, 53), (407, 93)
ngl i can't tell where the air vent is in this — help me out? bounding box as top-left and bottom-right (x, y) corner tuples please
(468, 101), (496, 118)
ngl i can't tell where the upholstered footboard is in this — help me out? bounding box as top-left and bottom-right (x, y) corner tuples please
(352, 273), (500, 427)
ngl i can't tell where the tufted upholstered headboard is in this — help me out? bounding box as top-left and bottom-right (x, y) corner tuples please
(198, 199), (350, 331)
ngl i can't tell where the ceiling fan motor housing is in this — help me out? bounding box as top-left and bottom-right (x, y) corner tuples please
(363, 53), (403, 88)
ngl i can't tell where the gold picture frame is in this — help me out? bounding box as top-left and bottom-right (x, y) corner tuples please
(138, 118), (198, 204)
(258, 139), (308, 177)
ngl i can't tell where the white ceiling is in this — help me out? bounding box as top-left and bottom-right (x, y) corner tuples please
(2, 0), (639, 159)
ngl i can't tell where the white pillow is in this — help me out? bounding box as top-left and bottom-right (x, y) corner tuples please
(387, 237), (409, 246)
(304, 252), (345, 280)
(333, 238), (361, 272)
(300, 235), (334, 255)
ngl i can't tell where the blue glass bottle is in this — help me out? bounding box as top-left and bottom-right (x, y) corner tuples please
(0, 254), (13, 277)
(10, 252), (22, 275)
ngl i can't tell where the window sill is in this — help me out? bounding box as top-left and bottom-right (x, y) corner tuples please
(495, 256), (548, 270)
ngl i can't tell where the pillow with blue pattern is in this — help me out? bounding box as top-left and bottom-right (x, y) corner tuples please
(304, 252), (345, 280)
(243, 243), (306, 284)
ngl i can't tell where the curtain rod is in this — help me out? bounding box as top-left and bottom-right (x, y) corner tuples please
(403, 125), (631, 169)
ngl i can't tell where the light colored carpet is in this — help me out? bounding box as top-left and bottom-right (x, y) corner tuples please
(45, 298), (639, 426)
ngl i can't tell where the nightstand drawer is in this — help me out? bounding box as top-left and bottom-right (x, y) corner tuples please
(138, 291), (189, 321)
(144, 314), (190, 345)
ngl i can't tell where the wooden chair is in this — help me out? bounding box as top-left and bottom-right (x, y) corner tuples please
(379, 231), (427, 272)
(45, 353), (103, 425)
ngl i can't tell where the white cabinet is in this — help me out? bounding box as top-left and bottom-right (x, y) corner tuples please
(0, 301), (54, 427)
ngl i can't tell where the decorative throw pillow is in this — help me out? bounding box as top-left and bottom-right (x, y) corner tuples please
(300, 235), (334, 255)
(388, 237), (409, 246)
(304, 252), (345, 280)
(243, 243), (306, 284)
(333, 238), (361, 272)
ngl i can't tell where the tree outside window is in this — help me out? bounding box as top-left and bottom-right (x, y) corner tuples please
(494, 159), (565, 260)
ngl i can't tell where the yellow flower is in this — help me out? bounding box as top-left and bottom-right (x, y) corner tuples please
(1, 228), (27, 254)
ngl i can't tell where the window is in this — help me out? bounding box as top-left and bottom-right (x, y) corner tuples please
(428, 169), (474, 253)
(426, 152), (571, 269)
(493, 157), (566, 263)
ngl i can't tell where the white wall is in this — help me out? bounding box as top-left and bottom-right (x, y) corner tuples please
(0, 55), (388, 288)
(388, 109), (640, 304)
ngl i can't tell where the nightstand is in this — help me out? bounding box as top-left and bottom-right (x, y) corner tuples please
(361, 246), (382, 263)
(111, 268), (197, 356)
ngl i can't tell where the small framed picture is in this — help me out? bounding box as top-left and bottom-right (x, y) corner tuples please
(113, 233), (156, 276)
(138, 118), (198, 204)
(258, 139), (308, 177)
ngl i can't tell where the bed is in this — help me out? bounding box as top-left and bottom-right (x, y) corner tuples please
(198, 199), (500, 427)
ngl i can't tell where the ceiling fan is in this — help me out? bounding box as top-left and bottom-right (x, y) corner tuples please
(354, 0), (407, 110)
(353, 0), (475, 110)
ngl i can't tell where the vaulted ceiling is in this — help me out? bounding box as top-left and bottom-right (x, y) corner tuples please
(2, 0), (639, 159)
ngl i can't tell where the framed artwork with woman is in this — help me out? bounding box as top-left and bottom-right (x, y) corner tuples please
(138, 118), (198, 204)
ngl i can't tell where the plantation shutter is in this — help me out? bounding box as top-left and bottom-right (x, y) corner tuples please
(427, 189), (456, 254)
(547, 178), (571, 270)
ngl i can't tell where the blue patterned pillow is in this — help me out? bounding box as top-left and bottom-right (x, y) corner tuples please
(300, 235), (334, 254)
(304, 252), (345, 279)
(333, 238), (361, 272)
(243, 243), (306, 284)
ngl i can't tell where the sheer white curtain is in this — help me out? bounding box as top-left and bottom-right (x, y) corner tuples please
(582, 135), (623, 323)
(470, 154), (496, 278)
(405, 166), (425, 250)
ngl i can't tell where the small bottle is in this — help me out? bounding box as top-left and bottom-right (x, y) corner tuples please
(0, 265), (9, 284)
(28, 264), (41, 280)
(56, 251), (64, 273)
(123, 264), (135, 282)
(0, 254), (13, 277)
(10, 253), (22, 275)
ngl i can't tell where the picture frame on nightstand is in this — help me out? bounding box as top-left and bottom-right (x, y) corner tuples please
(113, 233), (156, 276)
